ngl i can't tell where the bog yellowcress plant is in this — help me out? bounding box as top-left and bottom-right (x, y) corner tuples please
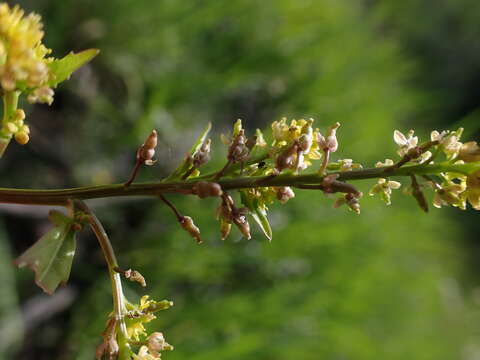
(2, 3), (480, 360)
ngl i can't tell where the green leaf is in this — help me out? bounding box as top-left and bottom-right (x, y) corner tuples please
(250, 207), (272, 242)
(240, 191), (273, 242)
(163, 122), (212, 181)
(232, 119), (243, 137)
(48, 49), (100, 87)
(14, 211), (77, 295)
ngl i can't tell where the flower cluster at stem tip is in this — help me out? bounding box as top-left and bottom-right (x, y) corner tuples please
(0, 3), (54, 146)
(371, 127), (480, 210)
(96, 293), (174, 360)
(0, 2), (98, 155)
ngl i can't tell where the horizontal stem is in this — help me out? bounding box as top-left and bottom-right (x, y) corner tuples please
(0, 162), (478, 205)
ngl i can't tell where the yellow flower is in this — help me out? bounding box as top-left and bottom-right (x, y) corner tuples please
(126, 314), (155, 341)
(0, 4), (54, 95)
(125, 296), (157, 341)
(133, 346), (158, 360)
(271, 117), (311, 147)
(369, 178), (401, 205)
(432, 182), (466, 209)
(375, 159), (394, 168)
(125, 295), (173, 341)
(393, 129), (418, 157)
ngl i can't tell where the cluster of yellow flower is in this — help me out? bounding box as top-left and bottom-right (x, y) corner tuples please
(127, 296), (174, 360)
(96, 295), (174, 360)
(369, 128), (480, 210)
(0, 4), (53, 95)
(0, 3), (54, 149)
(426, 130), (480, 210)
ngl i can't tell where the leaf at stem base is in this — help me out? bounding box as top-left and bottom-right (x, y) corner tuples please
(14, 211), (77, 295)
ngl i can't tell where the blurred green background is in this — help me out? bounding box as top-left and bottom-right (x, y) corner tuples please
(1, 0), (480, 359)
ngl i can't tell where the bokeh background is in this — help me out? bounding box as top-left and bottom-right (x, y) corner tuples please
(1, 0), (480, 359)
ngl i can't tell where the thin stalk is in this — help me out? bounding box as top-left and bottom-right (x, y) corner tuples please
(159, 194), (183, 221)
(124, 161), (142, 187)
(213, 159), (233, 181)
(74, 200), (129, 350)
(319, 150), (330, 175)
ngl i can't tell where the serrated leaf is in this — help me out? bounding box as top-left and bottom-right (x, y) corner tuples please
(164, 122), (212, 181)
(48, 49), (100, 87)
(14, 211), (77, 295)
(240, 191), (273, 241)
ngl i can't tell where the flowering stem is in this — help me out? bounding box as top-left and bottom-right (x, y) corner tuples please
(213, 159), (233, 181)
(0, 91), (19, 157)
(0, 162), (479, 205)
(387, 140), (438, 171)
(73, 200), (130, 356)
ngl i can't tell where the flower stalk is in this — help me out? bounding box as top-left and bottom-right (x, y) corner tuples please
(73, 200), (130, 358)
(0, 161), (478, 206)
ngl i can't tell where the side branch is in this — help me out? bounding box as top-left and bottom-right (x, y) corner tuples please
(0, 162), (478, 205)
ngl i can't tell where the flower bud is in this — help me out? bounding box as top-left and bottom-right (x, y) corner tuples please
(220, 219), (232, 240)
(298, 122), (313, 153)
(254, 129), (267, 147)
(228, 129), (249, 163)
(124, 269), (146, 287)
(13, 109), (25, 122)
(147, 332), (165, 357)
(345, 193), (361, 214)
(180, 216), (202, 243)
(144, 130), (158, 149)
(275, 143), (298, 172)
(317, 122), (340, 152)
(276, 186), (295, 204)
(137, 130), (158, 165)
(233, 214), (251, 240)
(28, 86), (54, 105)
(14, 131), (29, 145)
(193, 139), (211, 167)
(146, 332), (173, 357)
(193, 181), (222, 198)
(231, 207), (251, 240)
(20, 124), (30, 134)
(5, 122), (17, 134)
(333, 192), (362, 214)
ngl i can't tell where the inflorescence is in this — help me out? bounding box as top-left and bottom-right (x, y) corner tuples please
(3, 3), (480, 360)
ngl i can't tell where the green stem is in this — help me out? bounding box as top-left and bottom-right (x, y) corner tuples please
(0, 91), (20, 157)
(73, 200), (130, 355)
(0, 162), (478, 205)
